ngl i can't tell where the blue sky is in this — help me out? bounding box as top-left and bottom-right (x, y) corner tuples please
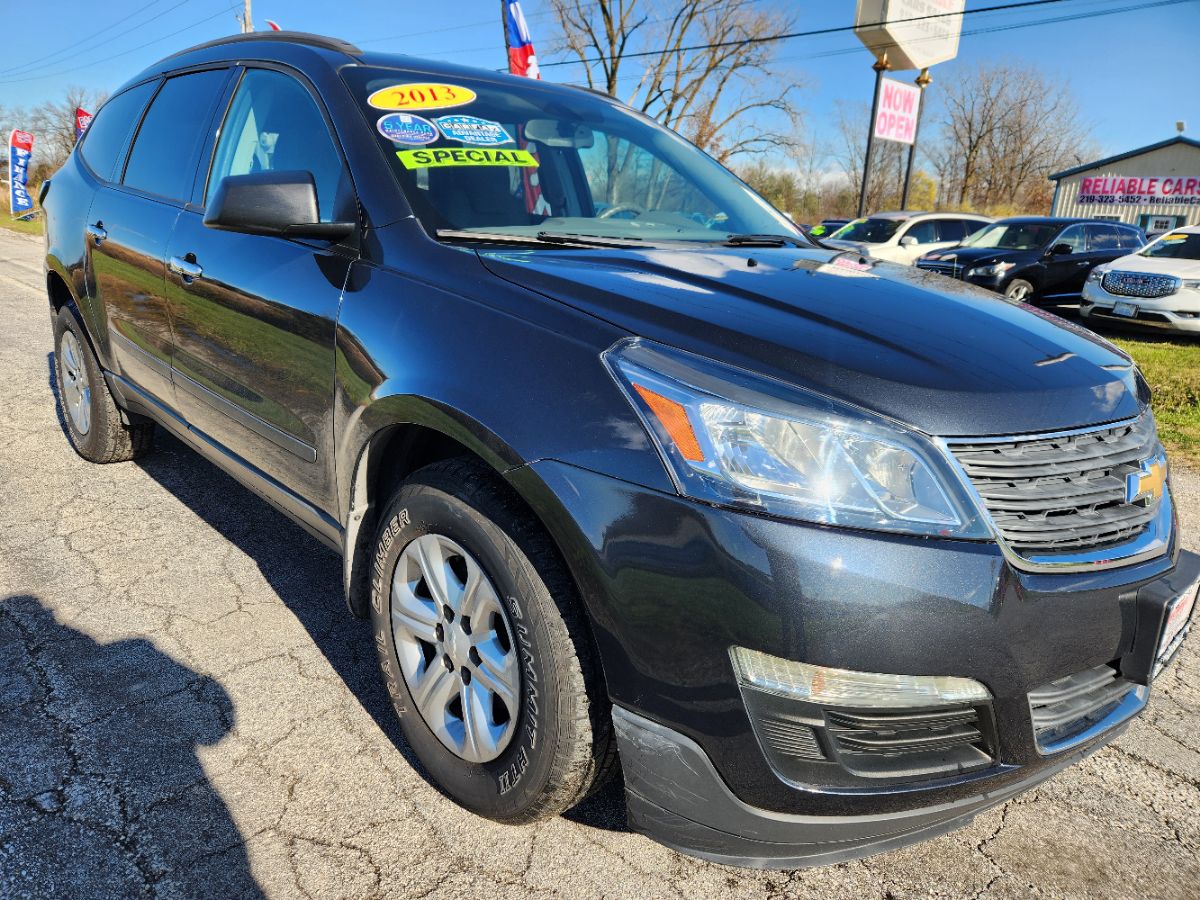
(2, 0), (1196, 161)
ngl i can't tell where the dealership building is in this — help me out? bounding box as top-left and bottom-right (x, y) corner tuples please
(1049, 135), (1200, 235)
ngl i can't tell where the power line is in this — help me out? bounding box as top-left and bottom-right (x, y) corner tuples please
(0, 5), (233, 85)
(538, 0), (1086, 70)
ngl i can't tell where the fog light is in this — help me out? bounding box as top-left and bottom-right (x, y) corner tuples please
(730, 647), (990, 708)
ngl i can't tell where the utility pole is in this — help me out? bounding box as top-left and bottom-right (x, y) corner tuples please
(900, 68), (932, 210)
(857, 53), (890, 218)
(240, 0), (253, 33)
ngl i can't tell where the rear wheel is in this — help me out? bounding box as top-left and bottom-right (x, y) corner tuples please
(53, 306), (154, 463)
(1004, 278), (1035, 302)
(369, 458), (616, 822)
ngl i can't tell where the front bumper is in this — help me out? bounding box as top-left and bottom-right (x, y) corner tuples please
(1082, 281), (1200, 333)
(513, 460), (1196, 865)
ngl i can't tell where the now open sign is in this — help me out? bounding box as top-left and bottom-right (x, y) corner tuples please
(874, 78), (921, 145)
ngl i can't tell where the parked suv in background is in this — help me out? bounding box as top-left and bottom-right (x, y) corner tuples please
(917, 216), (1146, 302)
(823, 210), (991, 265)
(40, 33), (1197, 869)
(1082, 226), (1200, 334)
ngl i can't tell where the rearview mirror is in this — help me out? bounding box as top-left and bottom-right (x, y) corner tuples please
(204, 171), (354, 240)
(899, 235), (918, 247)
(1048, 242), (1074, 256)
(523, 119), (595, 148)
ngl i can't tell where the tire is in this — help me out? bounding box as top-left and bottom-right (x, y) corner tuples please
(369, 457), (616, 822)
(53, 306), (155, 463)
(1004, 278), (1035, 303)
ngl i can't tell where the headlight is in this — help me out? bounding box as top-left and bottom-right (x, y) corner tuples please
(1087, 268), (1106, 283)
(965, 262), (1015, 278)
(1183, 279), (1200, 290)
(605, 339), (990, 538)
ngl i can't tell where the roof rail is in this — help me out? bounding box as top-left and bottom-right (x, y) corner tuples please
(168, 31), (362, 60)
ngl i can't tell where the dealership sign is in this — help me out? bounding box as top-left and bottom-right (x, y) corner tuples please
(855, 0), (965, 71)
(873, 78), (921, 144)
(1078, 175), (1200, 206)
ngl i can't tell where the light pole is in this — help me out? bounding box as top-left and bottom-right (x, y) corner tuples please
(900, 68), (932, 210)
(857, 53), (890, 218)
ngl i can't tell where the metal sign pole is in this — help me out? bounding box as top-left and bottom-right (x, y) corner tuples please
(857, 54), (890, 218)
(900, 68), (932, 209)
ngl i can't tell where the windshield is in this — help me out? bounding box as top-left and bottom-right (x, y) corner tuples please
(962, 222), (1060, 251)
(341, 67), (804, 245)
(1139, 231), (1200, 260)
(828, 217), (903, 243)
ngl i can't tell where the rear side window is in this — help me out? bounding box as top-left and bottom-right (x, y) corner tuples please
(1085, 223), (1121, 251)
(1117, 227), (1145, 249)
(123, 69), (229, 202)
(937, 219), (967, 242)
(207, 69), (347, 222)
(77, 81), (156, 182)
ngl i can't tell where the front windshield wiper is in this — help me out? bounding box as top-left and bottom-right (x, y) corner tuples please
(435, 229), (648, 249)
(722, 233), (808, 248)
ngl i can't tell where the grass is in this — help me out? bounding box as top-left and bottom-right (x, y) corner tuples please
(1110, 335), (1200, 469)
(0, 215), (43, 237)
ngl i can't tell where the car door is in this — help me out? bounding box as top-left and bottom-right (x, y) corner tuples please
(80, 75), (230, 405)
(164, 66), (357, 513)
(1040, 224), (1089, 297)
(893, 218), (941, 264)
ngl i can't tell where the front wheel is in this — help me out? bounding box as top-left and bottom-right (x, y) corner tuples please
(1004, 278), (1035, 302)
(369, 458), (616, 822)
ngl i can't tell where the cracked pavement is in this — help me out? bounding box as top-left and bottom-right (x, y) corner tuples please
(1, 228), (1198, 899)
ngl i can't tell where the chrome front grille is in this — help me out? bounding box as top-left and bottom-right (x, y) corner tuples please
(1102, 271), (1179, 299)
(948, 416), (1163, 554)
(917, 260), (963, 279)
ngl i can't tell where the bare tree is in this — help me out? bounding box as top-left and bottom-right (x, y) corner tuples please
(549, 0), (803, 162)
(833, 101), (909, 212)
(28, 85), (109, 174)
(927, 64), (1095, 213)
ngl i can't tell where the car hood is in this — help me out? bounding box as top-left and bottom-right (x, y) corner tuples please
(920, 246), (1030, 266)
(822, 238), (879, 254)
(1099, 253), (1200, 279)
(477, 246), (1143, 437)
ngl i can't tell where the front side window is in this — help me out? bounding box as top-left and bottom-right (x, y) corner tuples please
(1117, 227), (1146, 249)
(1055, 225), (1087, 253)
(123, 69), (229, 201)
(903, 220), (939, 244)
(207, 69), (348, 223)
(341, 66), (802, 245)
(78, 81), (157, 182)
(1139, 231), (1200, 260)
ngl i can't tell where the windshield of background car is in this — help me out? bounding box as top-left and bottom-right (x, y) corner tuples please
(961, 222), (1060, 251)
(340, 67), (803, 245)
(1138, 231), (1200, 260)
(828, 217), (903, 243)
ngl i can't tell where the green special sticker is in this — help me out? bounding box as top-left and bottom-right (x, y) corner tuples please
(397, 147), (538, 169)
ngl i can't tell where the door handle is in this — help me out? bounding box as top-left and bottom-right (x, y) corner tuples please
(168, 255), (204, 282)
(86, 223), (107, 245)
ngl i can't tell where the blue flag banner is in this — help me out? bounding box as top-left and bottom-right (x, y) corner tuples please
(9, 129), (34, 216)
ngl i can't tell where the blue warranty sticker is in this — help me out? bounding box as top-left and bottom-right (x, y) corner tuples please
(434, 115), (513, 146)
(376, 113), (439, 145)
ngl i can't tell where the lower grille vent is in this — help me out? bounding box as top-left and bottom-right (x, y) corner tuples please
(824, 704), (994, 780)
(1028, 663), (1142, 751)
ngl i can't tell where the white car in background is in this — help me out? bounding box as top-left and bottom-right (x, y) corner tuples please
(823, 210), (993, 265)
(1082, 226), (1200, 335)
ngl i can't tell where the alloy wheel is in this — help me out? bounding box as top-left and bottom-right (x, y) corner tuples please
(59, 331), (92, 436)
(390, 533), (520, 763)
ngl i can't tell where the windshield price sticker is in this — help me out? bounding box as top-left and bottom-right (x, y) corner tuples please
(368, 83), (476, 111)
(396, 148), (538, 169)
(376, 113), (439, 145)
(434, 115), (512, 146)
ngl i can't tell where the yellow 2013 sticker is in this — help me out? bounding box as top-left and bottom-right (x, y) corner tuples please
(368, 82), (476, 111)
(396, 148), (538, 169)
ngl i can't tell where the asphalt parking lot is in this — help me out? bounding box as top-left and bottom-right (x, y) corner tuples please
(1, 227), (1198, 899)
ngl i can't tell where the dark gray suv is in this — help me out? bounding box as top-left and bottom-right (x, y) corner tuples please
(39, 32), (1198, 868)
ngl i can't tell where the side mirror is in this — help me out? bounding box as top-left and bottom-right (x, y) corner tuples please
(204, 171), (354, 240)
(1048, 242), (1074, 256)
(899, 235), (918, 247)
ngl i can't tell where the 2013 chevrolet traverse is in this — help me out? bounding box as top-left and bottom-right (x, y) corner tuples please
(39, 33), (1198, 868)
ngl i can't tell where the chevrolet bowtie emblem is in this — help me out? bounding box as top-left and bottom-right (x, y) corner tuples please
(1126, 453), (1168, 506)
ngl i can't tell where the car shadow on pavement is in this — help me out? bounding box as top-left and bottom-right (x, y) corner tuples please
(0, 594), (264, 897)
